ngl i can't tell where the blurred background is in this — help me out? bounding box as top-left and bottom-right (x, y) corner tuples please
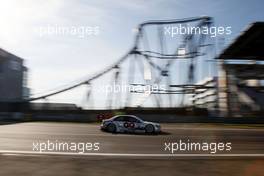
(0, 0), (263, 121)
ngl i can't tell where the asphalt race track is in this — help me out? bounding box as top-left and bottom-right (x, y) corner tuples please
(0, 122), (263, 176)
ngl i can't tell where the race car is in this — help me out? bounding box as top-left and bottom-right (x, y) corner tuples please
(100, 115), (161, 134)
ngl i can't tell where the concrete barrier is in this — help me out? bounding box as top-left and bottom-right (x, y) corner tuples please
(0, 111), (264, 124)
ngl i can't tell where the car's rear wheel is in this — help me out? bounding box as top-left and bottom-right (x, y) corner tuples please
(107, 123), (116, 133)
(145, 124), (154, 134)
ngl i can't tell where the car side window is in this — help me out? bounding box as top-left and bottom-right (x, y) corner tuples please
(128, 117), (140, 123)
(113, 116), (124, 121)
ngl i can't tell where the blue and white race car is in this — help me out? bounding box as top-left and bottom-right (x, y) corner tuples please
(100, 115), (161, 134)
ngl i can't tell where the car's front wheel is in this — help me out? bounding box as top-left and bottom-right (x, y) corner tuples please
(145, 124), (154, 134)
(107, 123), (116, 133)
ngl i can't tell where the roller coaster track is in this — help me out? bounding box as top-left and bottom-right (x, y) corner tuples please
(27, 16), (213, 105)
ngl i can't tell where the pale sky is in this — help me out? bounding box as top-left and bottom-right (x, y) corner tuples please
(0, 0), (263, 108)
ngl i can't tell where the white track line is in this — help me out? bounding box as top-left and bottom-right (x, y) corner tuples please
(0, 150), (264, 157)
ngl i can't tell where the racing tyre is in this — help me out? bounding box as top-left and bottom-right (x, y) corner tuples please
(107, 123), (116, 133)
(145, 124), (154, 134)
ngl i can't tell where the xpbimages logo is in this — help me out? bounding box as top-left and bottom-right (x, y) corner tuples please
(164, 24), (232, 38)
(164, 139), (232, 154)
(33, 140), (100, 153)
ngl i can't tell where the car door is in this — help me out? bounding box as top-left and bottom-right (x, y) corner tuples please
(127, 116), (142, 132)
(122, 116), (132, 132)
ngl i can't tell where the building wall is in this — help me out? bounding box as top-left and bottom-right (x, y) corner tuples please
(0, 48), (27, 102)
